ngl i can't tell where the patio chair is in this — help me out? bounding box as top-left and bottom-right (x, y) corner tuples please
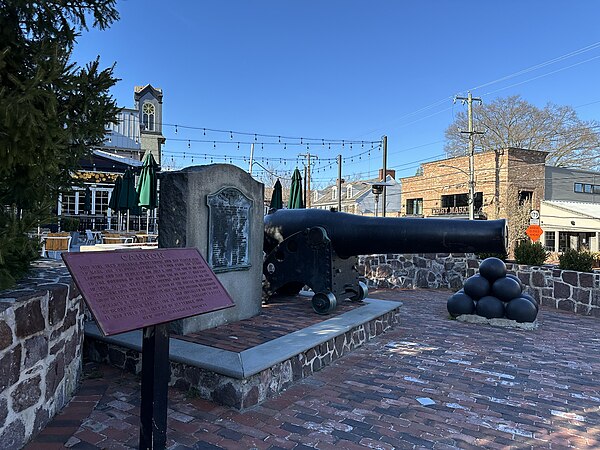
(85, 230), (96, 245)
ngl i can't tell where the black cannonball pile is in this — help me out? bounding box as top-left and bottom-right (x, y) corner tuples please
(447, 257), (539, 323)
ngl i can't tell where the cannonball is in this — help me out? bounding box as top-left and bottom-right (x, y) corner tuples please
(492, 277), (522, 302)
(505, 297), (538, 323)
(447, 292), (475, 318)
(463, 274), (491, 300)
(476, 296), (505, 319)
(519, 292), (539, 311)
(506, 274), (524, 291)
(479, 257), (507, 282)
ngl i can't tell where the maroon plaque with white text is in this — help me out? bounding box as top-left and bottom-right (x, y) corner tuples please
(62, 248), (235, 336)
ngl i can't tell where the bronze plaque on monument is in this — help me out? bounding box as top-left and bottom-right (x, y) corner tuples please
(207, 187), (252, 272)
(62, 248), (235, 336)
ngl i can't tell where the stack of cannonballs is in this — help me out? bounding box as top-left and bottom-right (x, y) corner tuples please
(447, 257), (539, 323)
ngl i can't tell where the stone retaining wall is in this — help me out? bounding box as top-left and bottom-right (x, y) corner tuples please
(359, 253), (600, 317)
(84, 308), (399, 410)
(505, 263), (600, 316)
(358, 253), (478, 290)
(0, 260), (84, 449)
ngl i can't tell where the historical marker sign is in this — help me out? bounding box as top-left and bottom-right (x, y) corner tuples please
(62, 248), (235, 336)
(526, 224), (544, 242)
(207, 187), (252, 272)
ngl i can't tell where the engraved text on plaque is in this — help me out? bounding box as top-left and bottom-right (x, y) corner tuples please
(207, 187), (252, 272)
(62, 248), (235, 336)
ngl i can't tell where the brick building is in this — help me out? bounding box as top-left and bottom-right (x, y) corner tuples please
(401, 148), (548, 253)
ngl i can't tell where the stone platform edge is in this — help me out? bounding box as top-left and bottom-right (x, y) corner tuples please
(85, 298), (400, 378)
(84, 298), (401, 409)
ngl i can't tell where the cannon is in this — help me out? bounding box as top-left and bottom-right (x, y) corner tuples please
(264, 209), (507, 314)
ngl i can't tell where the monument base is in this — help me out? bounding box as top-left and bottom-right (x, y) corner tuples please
(83, 295), (401, 410)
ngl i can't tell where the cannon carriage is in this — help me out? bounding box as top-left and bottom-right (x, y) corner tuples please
(264, 209), (507, 314)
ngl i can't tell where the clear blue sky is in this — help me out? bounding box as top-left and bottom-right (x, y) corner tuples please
(72, 1), (600, 187)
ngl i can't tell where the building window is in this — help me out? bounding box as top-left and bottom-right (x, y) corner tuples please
(142, 102), (155, 131)
(61, 192), (76, 215)
(332, 187), (337, 200)
(346, 185), (353, 198)
(313, 191), (319, 203)
(95, 190), (110, 215)
(558, 232), (569, 252)
(518, 190), (533, 207)
(574, 183), (599, 194)
(544, 232), (555, 252)
(406, 198), (423, 215)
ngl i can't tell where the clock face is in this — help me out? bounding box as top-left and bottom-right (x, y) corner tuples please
(530, 210), (540, 219)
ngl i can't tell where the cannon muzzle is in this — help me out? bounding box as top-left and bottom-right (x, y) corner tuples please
(265, 209), (507, 258)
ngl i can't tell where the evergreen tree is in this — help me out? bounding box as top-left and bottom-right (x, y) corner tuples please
(0, 0), (120, 288)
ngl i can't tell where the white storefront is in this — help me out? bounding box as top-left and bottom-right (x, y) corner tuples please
(540, 201), (600, 253)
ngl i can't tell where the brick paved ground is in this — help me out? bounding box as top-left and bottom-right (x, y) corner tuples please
(27, 289), (600, 449)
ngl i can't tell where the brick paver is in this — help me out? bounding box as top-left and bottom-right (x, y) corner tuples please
(29, 289), (600, 449)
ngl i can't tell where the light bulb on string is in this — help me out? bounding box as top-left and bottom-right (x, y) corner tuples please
(254, 134), (257, 141)
(213, 141), (216, 149)
(237, 142), (240, 150)
(203, 128), (206, 135)
(278, 136), (281, 143)
(361, 141), (364, 149)
(230, 131), (233, 140)
(175, 125), (178, 134)
(284, 143), (287, 150)
(300, 137), (303, 145)
(183, 152), (186, 159)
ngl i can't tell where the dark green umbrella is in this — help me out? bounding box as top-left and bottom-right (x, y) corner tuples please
(137, 152), (159, 232)
(137, 152), (159, 209)
(83, 187), (92, 213)
(287, 168), (304, 209)
(118, 169), (141, 231)
(108, 176), (122, 212)
(269, 179), (283, 211)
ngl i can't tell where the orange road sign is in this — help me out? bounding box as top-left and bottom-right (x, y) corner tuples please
(526, 224), (543, 242)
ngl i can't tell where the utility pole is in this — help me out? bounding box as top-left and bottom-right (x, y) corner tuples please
(454, 92), (483, 220)
(298, 152), (318, 208)
(337, 154), (342, 212)
(381, 135), (388, 217)
(248, 143), (255, 175)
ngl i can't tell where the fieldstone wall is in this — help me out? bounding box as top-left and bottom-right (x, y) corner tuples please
(358, 253), (479, 290)
(505, 263), (600, 316)
(0, 260), (84, 449)
(360, 253), (600, 317)
(84, 308), (399, 410)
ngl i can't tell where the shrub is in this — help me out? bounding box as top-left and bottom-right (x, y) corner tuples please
(559, 249), (595, 273)
(476, 251), (508, 261)
(60, 217), (80, 232)
(514, 240), (548, 266)
(0, 211), (41, 290)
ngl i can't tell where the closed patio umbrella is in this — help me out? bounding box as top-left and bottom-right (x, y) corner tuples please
(287, 168), (304, 209)
(269, 179), (283, 212)
(118, 169), (140, 232)
(108, 176), (122, 212)
(108, 176), (123, 231)
(83, 187), (92, 213)
(137, 152), (159, 232)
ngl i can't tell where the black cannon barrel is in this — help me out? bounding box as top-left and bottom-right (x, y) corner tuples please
(264, 209), (506, 258)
